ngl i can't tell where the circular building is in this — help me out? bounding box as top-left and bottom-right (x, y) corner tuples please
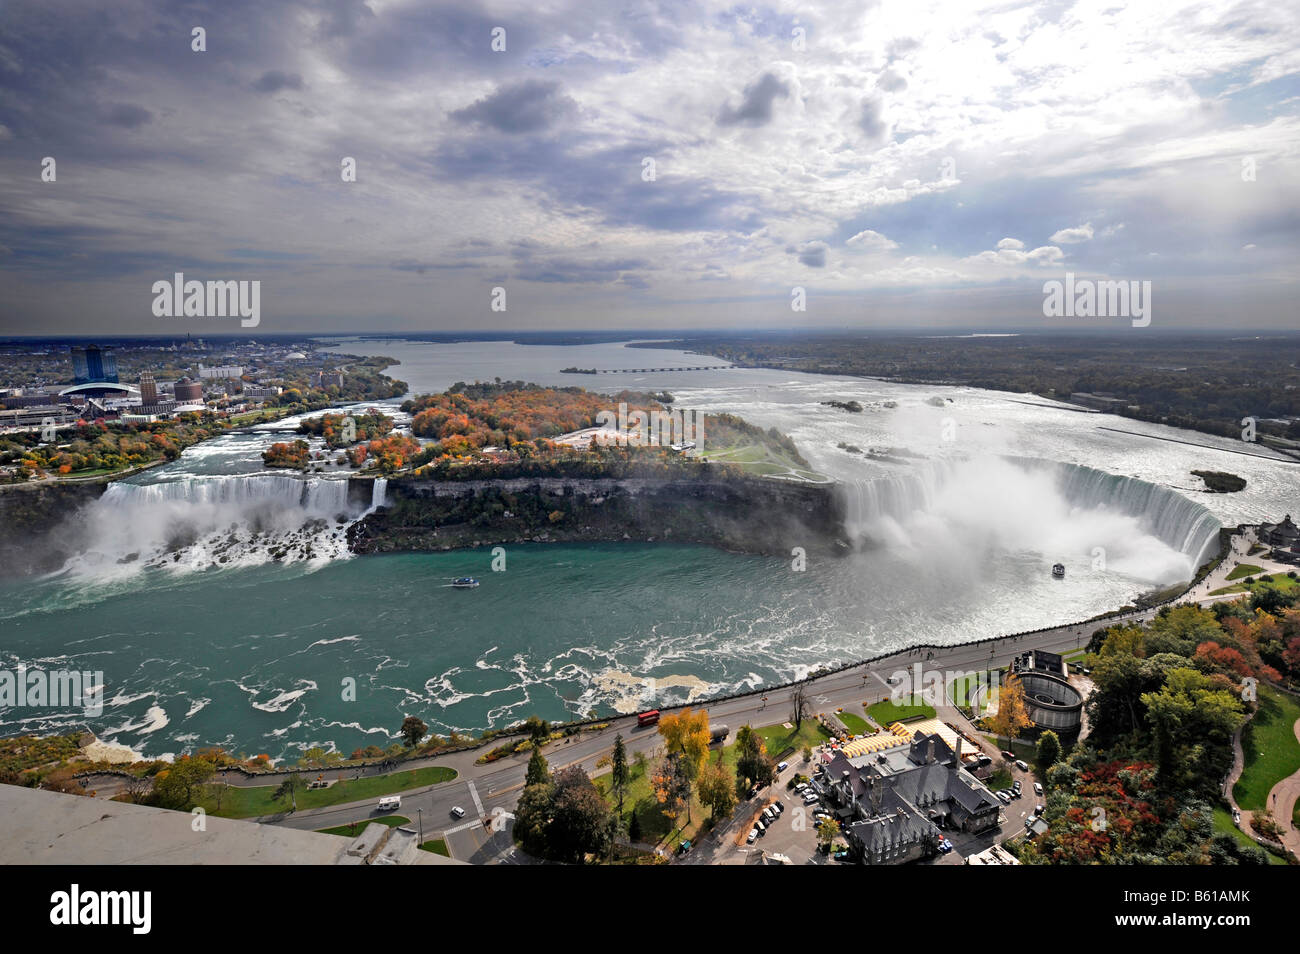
(1017, 671), (1083, 734)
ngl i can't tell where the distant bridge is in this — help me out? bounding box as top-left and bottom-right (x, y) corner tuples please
(575, 365), (737, 374)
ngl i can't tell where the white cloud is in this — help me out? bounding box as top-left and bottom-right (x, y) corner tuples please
(965, 245), (1064, 267)
(846, 229), (899, 251)
(1050, 222), (1095, 244)
(996, 237), (1025, 250)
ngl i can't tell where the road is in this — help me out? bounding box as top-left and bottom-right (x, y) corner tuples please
(248, 528), (1261, 861)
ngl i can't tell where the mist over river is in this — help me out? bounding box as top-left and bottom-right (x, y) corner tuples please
(1, 338), (1296, 761)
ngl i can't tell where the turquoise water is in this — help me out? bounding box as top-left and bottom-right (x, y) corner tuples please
(2, 337), (1295, 761)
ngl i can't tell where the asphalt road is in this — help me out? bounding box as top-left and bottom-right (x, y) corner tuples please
(264, 530), (1261, 862)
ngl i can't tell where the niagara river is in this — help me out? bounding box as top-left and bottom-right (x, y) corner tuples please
(0, 338), (1295, 761)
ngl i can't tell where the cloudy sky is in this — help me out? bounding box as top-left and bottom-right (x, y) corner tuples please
(1, 0), (1298, 336)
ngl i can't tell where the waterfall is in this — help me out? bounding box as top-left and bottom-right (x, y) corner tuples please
(64, 474), (368, 578)
(837, 456), (1220, 581)
(370, 477), (388, 511)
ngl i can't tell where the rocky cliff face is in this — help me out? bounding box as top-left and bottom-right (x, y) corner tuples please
(347, 475), (850, 556)
(0, 481), (108, 575)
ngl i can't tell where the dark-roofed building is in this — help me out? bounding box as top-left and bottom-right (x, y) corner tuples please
(823, 731), (1000, 865)
(1012, 649), (1067, 678)
(1260, 515), (1300, 564)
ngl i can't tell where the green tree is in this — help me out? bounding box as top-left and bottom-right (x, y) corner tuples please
(400, 715), (427, 748)
(513, 781), (555, 857)
(697, 759), (738, 820)
(150, 756), (215, 810)
(734, 725), (774, 794)
(610, 733), (630, 816)
(548, 766), (612, 863)
(270, 773), (305, 813)
(525, 745), (551, 788)
(1037, 730), (1062, 770)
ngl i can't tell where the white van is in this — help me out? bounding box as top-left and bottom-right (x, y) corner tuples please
(377, 795), (401, 811)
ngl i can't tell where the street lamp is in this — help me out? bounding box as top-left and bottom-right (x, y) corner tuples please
(417, 807), (423, 846)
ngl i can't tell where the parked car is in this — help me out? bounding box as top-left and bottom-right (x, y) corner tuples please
(774, 800), (785, 813)
(804, 792), (820, 805)
(996, 791), (1011, 804)
(1034, 781), (1044, 796)
(747, 828), (758, 844)
(794, 782), (807, 792)
(1000, 750), (1015, 760)
(1034, 804), (1045, 816)
(777, 761), (789, 772)
(1012, 780), (1022, 792)
(1015, 759), (1029, 772)
(450, 805), (465, 819)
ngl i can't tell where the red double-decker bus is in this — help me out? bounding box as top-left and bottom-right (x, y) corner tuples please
(637, 709), (660, 727)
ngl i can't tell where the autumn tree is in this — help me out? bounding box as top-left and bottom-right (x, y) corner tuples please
(657, 707), (711, 779)
(816, 817), (839, 851)
(651, 751), (694, 828)
(987, 673), (1032, 748)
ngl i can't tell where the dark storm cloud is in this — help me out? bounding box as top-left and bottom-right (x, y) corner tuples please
(717, 72), (789, 127)
(433, 134), (766, 234)
(252, 70), (304, 94)
(450, 80), (577, 133)
(515, 257), (648, 283)
(105, 103), (152, 128)
(859, 95), (890, 142)
(318, 0), (377, 38)
(797, 242), (827, 267)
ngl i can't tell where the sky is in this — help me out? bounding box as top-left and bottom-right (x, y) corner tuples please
(0, 0), (1298, 336)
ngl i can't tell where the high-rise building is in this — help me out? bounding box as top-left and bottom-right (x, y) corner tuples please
(71, 345), (119, 384)
(138, 371), (158, 406)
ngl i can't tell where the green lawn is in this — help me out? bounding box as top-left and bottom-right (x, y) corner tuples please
(1210, 574), (1299, 597)
(315, 814), (410, 836)
(756, 720), (831, 758)
(420, 839), (450, 856)
(948, 672), (996, 708)
(1211, 806), (1288, 865)
(984, 769), (1012, 792)
(1234, 686), (1300, 811)
(867, 698), (936, 725)
(197, 766), (458, 819)
(1226, 564), (1264, 581)
(837, 711), (871, 735)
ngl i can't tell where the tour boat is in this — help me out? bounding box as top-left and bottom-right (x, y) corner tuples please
(451, 577), (480, 588)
